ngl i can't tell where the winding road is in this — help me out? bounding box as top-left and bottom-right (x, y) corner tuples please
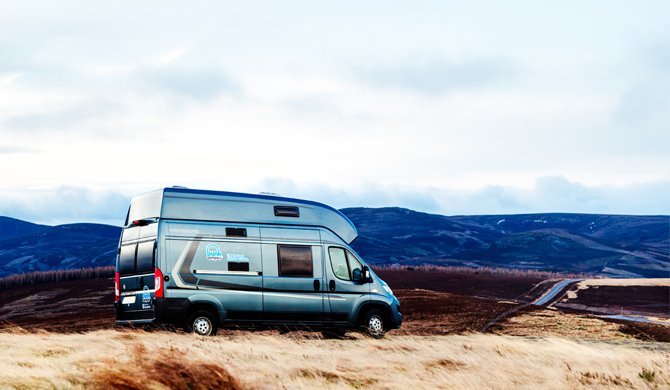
(532, 279), (582, 306)
(481, 278), (582, 332)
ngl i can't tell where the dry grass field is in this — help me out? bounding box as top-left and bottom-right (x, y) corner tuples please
(0, 329), (668, 389)
(495, 308), (669, 341)
(1, 269), (668, 389)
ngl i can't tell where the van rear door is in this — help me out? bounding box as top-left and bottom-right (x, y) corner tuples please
(116, 239), (157, 322)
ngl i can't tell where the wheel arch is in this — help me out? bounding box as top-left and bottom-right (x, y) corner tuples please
(356, 301), (393, 328)
(186, 294), (224, 324)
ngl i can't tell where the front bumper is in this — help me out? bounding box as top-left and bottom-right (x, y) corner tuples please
(389, 307), (403, 329)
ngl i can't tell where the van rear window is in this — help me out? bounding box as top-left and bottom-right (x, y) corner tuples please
(277, 245), (313, 277)
(118, 244), (136, 275)
(136, 241), (155, 274)
(118, 241), (155, 275)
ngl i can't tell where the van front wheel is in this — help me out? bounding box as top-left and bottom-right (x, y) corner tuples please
(186, 310), (218, 336)
(363, 309), (386, 339)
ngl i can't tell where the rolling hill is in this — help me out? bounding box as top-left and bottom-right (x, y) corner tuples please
(0, 209), (667, 278)
(0, 218), (120, 277)
(341, 208), (670, 278)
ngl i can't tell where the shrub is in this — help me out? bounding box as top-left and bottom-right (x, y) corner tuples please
(373, 264), (593, 279)
(0, 266), (114, 290)
(639, 368), (657, 383)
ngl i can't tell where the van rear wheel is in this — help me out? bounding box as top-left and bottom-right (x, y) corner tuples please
(363, 309), (386, 339)
(186, 310), (218, 336)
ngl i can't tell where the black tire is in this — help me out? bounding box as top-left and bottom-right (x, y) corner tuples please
(363, 309), (386, 339)
(185, 310), (218, 336)
(321, 329), (346, 339)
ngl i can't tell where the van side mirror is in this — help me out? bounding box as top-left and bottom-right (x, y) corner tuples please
(352, 268), (362, 283)
(362, 266), (372, 283)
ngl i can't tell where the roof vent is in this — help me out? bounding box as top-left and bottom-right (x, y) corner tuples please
(274, 205), (300, 218)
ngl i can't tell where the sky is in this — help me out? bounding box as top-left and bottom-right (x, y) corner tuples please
(1, 1), (669, 226)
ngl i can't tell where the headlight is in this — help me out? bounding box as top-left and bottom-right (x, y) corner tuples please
(382, 284), (393, 295)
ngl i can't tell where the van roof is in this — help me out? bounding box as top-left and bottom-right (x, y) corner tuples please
(129, 187), (358, 244)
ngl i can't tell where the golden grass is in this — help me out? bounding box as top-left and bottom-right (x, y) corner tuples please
(91, 343), (241, 390)
(496, 309), (633, 340)
(0, 329), (668, 389)
(577, 278), (670, 287)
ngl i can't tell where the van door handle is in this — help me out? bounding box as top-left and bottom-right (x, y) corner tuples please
(313, 280), (320, 291)
(329, 280), (336, 291)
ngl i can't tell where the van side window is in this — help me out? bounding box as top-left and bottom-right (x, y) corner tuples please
(136, 241), (155, 274)
(329, 247), (363, 281)
(118, 244), (137, 275)
(347, 251), (363, 279)
(329, 247), (350, 280)
(277, 245), (313, 277)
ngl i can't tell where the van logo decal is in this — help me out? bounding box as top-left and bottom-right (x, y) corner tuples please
(205, 243), (224, 261)
(226, 253), (249, 262)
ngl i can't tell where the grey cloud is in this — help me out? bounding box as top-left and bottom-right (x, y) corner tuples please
(471, 185), (522, 211)
(281, 96), (340, 117)
(133, 65), (239, 100)
(462, 177), (670, 216)
(356, 57), (521, 95)
(0, 187), (130, 226)
(616, 38), (670, 127)
(257, 176), (670, 216)
(617, 78), (670, 126)
(0, 145), (39, 154)
(1, 178), (668, 227)
(642, 40), (670, 74)
(533, 176), (602, 207)
(2, 99), (124, 132)
(256, 177), (442, 213)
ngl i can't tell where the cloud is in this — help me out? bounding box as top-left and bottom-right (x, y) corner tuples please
(0, 187), (130, 226)
(355, 57), (521, 95)
(457, 177), (670, 216)
(2, 99), (124, 132)
(0, 145), (39, 154)
(0, 178), (667, 226)
(616, 38), (670, 128)
(132, 65), (239, 100)
(0, 1), (668, 219)
(256, 176), (670, 216)
(257, 177), (442, 213)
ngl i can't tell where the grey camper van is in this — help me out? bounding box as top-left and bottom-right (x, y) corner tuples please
(114, 187), (402, 337)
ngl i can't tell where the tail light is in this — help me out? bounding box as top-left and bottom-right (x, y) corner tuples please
(154, 267), (164, 298)
(114, 272), (120, 302)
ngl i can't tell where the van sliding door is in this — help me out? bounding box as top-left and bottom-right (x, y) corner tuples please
(164, 236), (264, 321)
(260, 227), (325, 324)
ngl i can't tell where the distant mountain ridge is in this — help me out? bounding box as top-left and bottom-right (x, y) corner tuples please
(341, 208), (669, 278)
(0, 217), (120, 277)
(0, 209), (668, 278)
